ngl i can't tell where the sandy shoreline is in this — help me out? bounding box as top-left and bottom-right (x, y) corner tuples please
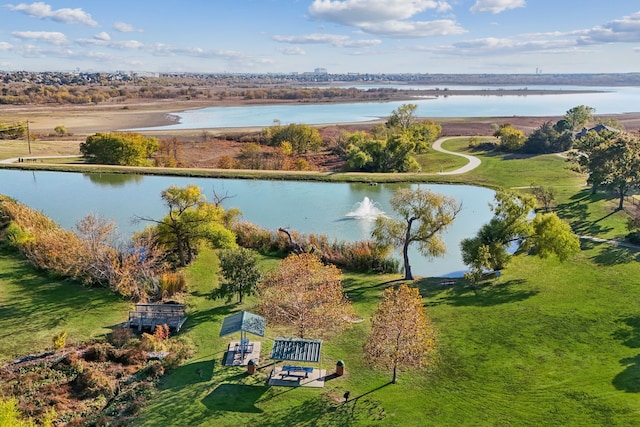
(1, 93), (640, 137)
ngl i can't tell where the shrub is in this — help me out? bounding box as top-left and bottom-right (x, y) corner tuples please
(109, 327), (136, 349)
(74, 367), (117, 399)
(52, 330), (67, 350)
(158, 272), (186, 298)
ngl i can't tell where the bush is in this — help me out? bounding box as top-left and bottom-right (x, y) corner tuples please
(158, 272), (186, 298)
(109, 327), (136, 349)
(74, 367), (117, 399)
(52, 330), (67, 350)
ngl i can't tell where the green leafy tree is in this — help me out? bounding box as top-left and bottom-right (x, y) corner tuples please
(372, 187), (461, 280)
(267, 123), (323, 155)
(522, 121), (573, 154)
(408, 120), (442, 153)
(386, 103), (419, 131)
(135, 185), (238, 267)
(80, 132), (159, 166)
(564, 105), (595, 131)
(461, 191), (580, 273)
(493, 124), (526, 151)
(364, 284), (436, 384)
(346, 132), (420, 172)
(213, 247), (262, 303)
(585, 133), (640, 210)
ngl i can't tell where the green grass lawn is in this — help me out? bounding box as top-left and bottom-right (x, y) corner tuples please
(130, 243), (640, 426)
(0, 248), (131, 364)
(4, 137), (640, 425)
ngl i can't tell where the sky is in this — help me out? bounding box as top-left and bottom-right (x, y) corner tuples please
(0, 0), (639, 74)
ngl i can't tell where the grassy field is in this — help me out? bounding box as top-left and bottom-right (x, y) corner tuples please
(3, 136), (640, 425)
(0, 248), (131, 364)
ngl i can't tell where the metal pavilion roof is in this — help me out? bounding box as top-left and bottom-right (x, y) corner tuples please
(219, 311), (266, 338)
(270, 337), (323, 363)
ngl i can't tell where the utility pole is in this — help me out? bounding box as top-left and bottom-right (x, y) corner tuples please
(26, 120), (31, 154)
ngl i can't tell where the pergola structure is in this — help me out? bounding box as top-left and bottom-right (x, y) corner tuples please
(219, 311), (266, 361)
(270, 337), (322, 365)
(269, 337), (325, 386)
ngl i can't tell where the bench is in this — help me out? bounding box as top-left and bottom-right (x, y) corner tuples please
(127, 303), (187, 332)
(281, 365), (314, 379)
(234, 338), (253, 353)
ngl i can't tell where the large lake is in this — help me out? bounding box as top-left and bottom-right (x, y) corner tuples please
(136, 85), (640, 130)
(0, 169), (495, 278)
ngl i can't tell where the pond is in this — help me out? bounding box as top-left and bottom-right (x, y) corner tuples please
(0, 169), (496, 278)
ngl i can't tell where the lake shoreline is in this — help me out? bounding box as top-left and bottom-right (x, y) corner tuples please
(0, 86), (625, 136)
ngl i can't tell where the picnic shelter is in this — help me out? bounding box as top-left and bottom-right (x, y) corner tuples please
(220, 311), (266, 366)
(269, 337), (325, 387)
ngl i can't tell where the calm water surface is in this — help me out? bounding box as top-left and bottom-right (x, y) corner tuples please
(0, 169), (495, 278)
(135, 86), (640, 130)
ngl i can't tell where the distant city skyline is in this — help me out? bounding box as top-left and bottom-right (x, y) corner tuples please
(0, 1), (638, 74)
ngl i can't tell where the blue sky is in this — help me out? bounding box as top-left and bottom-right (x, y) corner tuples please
(0, 1), (639, 74)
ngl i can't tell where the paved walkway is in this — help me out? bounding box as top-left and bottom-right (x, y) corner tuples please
(432, 136), (481, 175)
(0, 155), (81, 164)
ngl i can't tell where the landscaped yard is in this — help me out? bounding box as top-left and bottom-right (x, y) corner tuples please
(2, 137), (640, 425)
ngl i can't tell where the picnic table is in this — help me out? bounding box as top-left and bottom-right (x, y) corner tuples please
(280, 365), (314, 379)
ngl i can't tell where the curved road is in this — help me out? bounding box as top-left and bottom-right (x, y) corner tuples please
(432, 136), (481, 175)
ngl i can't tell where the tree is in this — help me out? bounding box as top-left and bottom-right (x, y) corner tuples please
(257, 253), (354, 338)
(135, 185), (238, 267)
(564, 105), (595, 131)
(530, 184), (555, 212)
(80, 132), (159, 166)
(584, 133), (640, 210)
(493, 124), (526, 151)
(385, 103), (418, 131)
(346, 132), (420, 172)
(461, 190), (580, 273)
(522, 122), (572, 154)
(364, 284), (436, 384)
(213, 247), (262, 303)
(372, 187), (461, 280)
(267, 123), (323, 155)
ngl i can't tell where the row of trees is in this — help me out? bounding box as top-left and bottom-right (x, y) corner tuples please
(492, 105), (597, 154)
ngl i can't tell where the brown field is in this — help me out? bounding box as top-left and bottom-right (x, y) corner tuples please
(2, 96), (640, 171)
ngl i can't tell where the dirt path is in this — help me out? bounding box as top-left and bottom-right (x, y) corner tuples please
(432, 136), (481, 175)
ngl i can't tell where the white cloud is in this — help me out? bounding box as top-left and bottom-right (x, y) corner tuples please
(0, 42), (13, 50)
(360, 19), (465, 38)
(578, 12), (640, 44)
(272, 33), (382, 48)
(94, 32), (110, 42)
(114, 21), (143, 33)
(5, 2), (98, 26)
(470, 0), (525, 14)
(307, 0), (459, 38)
(278, 46), (306, 55)
(12, 30), (67, 45)
(309, 0), (451, 25)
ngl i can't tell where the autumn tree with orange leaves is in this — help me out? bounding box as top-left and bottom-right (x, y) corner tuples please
(365, 284), (436, 384)
(257, 253), (354, 338)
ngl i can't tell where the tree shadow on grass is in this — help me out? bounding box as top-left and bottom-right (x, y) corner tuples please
(611, 315), (640, 392)
(426, 280), (536, 307)
(177, 305), (236, 334)
(556, 189), (615, 236)
(255, 385), (389, 427)
(612, 354), (640, 392)
(590, 244), (640, 266)
(342, 277), (405, 306)
(202, 383), (268, 414)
